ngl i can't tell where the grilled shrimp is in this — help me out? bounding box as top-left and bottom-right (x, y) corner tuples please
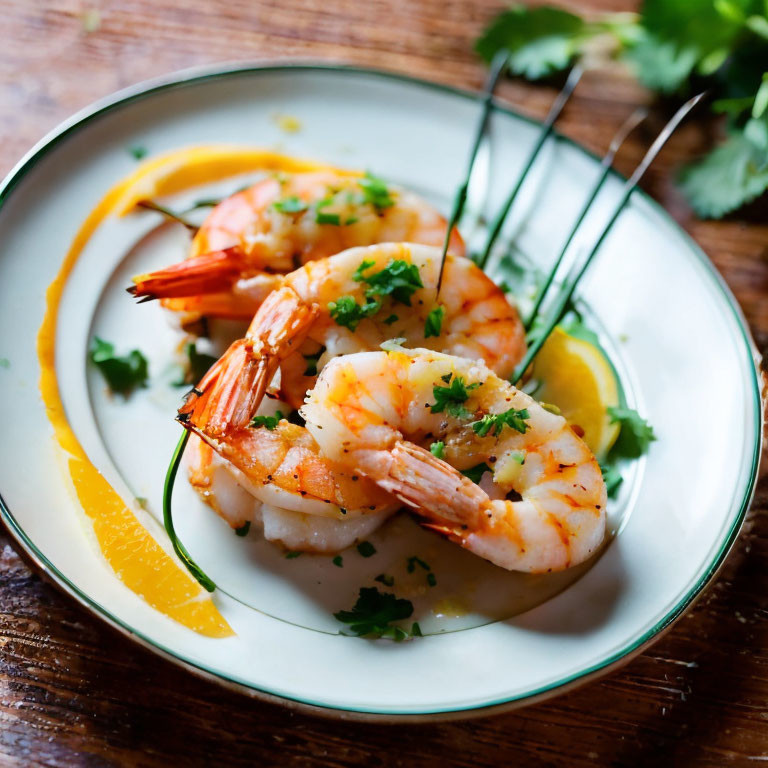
(302, 346), (607, 572)
(130, 170), (465, 320)
(186, 433), (395, 553)
(177, 243), (526, 548)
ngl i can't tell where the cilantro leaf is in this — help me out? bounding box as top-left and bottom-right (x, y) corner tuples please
(129, 145), (148, 160)
(406, 556), (431, 573)
(430, 374), (480, 419)
(328, 296), (382, 331)
(472, 408), (530, 437)
(429, 441), (445, 459)
(303, 346), (326, 376)
(600, 463), (624, 498)
(424, 305), (445, 338)
(607, 406), (657, 459)
(334, 587), (414, 639)
(285, 551), (301, 559)
(383, 314), (399, 325)
(427, 572), (437, 587)
(173, 342), (217, 387)
(352, 259), (376, 282)
(316, 211), (341, 225)
(89, 337), (149, 395)
(355, 259), (424, 306)
(332, 555), (343, 567)
(272, 196), (308, 214)
(475, 5), (587, 80)
(374, 573), (394, 587)
(678, 123), (768, 217)
(359, 172), (395, 210)
(356, 541), (377, 558)
(461, 462), (493, 484)
(250, 411), (284, 430)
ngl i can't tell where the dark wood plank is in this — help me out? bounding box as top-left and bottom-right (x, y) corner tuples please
(1, 1), (766, 765)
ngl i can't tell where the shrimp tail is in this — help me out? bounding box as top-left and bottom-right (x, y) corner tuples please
(353, 441), (487, 525)
(178, 285), (319, 436)
(130, 246), (249, 300)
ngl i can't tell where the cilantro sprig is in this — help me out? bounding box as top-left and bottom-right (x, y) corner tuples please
(472, 407), (530, 437)
(250, 411), (284, 430)
(476, 2), (768, 217)
(328, 296), (382, 331)
(607, 406), (657, 458)
(334, 587), (415, 640)
(430, 374), (480, 419)
(424, 305), (445, 338)
(359, 171), (395, 210)
(355, 259), (424, 306)
(89, 337), (149, 395)
(173, 342), (217, 387)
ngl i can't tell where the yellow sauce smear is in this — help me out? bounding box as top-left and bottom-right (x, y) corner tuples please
(37, 145), (337, 637)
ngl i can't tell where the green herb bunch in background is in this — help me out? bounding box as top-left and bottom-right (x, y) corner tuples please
(476, 0), (768, 218)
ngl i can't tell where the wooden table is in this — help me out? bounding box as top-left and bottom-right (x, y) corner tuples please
(1, 1), (766, 764)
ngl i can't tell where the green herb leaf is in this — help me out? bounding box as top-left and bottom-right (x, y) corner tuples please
(316, 211), (341, 225)
(607, 406), (657, 459)
(89, 337), (149, 395)
(429, 441), (445, 459)
(383, 314), (399, 325)
(461, 462), (493, 484)
(411, 622), (423, 637)
(430, 374), (480, 419)
(173, 342), (218, 387)
(406, 556), (431, 573)
(129, 145), (148, 161)
(359, 172), (395, 210)
(285, 551), (301, 559)
(303, 346), (326, 377)
(334, 587), (414, 639)
(600, 463), (624, 498)
(427, 572), (437, 587)
(357, 541), (377, 558)
(328, 296), (382, 331)
(374, 573), (394, 587)
(472, 408), (530, 437)
(250, 411), (284, 430)
(332, 555), (343, 567)
(235, 521), (251, 537)
(273, 196), (308, 214)
(355, 259), (424, 306)
(424, 305), (445, 338)
(678, 124), (768, 218)
(476, 5), (587, 80)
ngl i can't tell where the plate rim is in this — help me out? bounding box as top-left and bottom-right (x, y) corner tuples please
(0, 60), (763, 720)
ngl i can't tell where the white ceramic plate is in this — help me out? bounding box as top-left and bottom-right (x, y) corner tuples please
(0, 64), (762, 720)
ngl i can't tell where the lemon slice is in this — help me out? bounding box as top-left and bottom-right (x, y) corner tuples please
(530, 326), (620, 460)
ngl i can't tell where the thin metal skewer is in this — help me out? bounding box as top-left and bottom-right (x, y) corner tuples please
(512, 91), (707, 385)
(477, 64), (584, 271)
(435, 50), (509, 295)
(525, 107), (648, 331)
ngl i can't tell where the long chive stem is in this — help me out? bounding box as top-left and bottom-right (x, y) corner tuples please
(163, 428), (217, 592)
(512, 92), (706, 385)
(435, 50), (509, 295)
(477, 65), (583, 271)
(137, 199), (199, 233)
(525, 108), (647, 330)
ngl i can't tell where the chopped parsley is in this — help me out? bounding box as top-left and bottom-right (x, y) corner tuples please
(411, 622), (423, 637)
(333, 587), (414, 640)
(359, 171), (395, 210)
(354, 259), (424, 306)
(424, 305), (445, 338)
(328, 296), (382, 331)
(374, 573), (394, 587)
(285, 551), (301, 559)
(429, 441), (445, 459)
(461, 462), (492, 484)
(510, 450), (525, 465)
(303, 346), (326, 376)
(427, 572), (437, 587)
(89, 337), (149, 395)
(250, 411), (284, 430)
(607, 406), (657, 459)
(345, 216), (359, 225)
(430, 374), (480, 419)
(316, 210), (341, 226)
(128, 145), (148, 161)
(173, 342), (217, 387)
(332, 555), (343, 567)
(472, 408), (530, 437)
(383, 314), (399, 325)
(272, 196), (308, 214)
(406, 556), (431, 574)
(356, 541), (377, 558)
(235, 522), (251, 537)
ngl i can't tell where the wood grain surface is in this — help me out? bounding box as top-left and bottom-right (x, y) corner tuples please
(1, 1), (767, 765)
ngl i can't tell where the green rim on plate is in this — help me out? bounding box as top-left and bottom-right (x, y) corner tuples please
(0, 62), (762, 719)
